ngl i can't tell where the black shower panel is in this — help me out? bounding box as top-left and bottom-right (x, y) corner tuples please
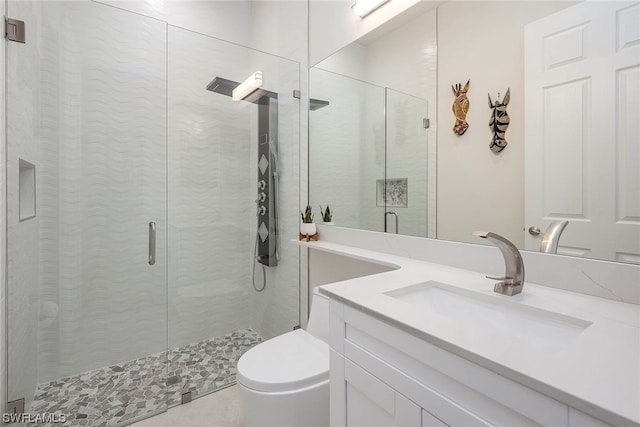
(206, 75), (279, 267)
(256, 95), (278, 267)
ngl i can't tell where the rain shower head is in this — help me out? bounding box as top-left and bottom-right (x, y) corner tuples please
(292, 90), (330, 111)
(206, 75), (276, 104)
(206, 77), (237, 97)
(310, 98), (330, 111)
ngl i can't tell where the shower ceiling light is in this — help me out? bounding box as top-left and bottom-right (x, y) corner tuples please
(351, 0), (390, 18)
(232, 71), (263, 101)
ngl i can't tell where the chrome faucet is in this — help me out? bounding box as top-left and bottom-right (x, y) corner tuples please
(540, 220), (569, 254)
(472, 231), (525, 296)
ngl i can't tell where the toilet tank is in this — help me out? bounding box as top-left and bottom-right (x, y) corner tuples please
(306, 289), (330, 344)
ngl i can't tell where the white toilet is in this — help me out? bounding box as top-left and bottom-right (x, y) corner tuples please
(237, 289), (330, 427)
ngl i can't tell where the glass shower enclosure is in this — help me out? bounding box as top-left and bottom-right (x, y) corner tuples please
(4, 1), (300, 425)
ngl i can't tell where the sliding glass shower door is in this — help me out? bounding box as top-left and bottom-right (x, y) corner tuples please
(6, 1), (168, 424)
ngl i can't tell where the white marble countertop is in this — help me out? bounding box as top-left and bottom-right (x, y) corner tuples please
(295, 239), (640, 426)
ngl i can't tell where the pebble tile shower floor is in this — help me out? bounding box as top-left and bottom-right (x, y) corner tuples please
(28, 329), (263, 427)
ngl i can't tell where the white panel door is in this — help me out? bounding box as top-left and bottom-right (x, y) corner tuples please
(524, 1), (640, 263)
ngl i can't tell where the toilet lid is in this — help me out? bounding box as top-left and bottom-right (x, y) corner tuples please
(237, 329), (329, 393)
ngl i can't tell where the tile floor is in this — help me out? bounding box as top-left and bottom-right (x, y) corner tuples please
(28, 329), (261, 426)
(131, 385), (244, 427)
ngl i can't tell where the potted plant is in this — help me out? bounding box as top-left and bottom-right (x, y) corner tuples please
(300, 204), (316, 236)
(320, 205), (334, 225)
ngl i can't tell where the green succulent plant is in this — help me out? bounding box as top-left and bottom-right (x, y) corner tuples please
(301, 205), (314, 223)
(320, 205), (333, 222)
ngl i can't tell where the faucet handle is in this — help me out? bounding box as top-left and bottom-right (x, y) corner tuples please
(486, 275), (520, 286)
(486, 275), (512, 281)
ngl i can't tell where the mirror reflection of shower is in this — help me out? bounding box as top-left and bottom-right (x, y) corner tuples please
(293, 89), (330, 111)
(207, 71), (280, 292)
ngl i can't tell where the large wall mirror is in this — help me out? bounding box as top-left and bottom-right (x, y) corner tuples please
(309, 0), (640, 264)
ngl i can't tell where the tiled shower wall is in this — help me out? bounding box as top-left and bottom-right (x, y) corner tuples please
(167, 27), (301, 345)
(168, 27), (254, 349)
(248, 61), (301, 341)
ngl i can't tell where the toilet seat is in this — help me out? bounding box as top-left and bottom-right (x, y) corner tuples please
(237, 329), (329, 393)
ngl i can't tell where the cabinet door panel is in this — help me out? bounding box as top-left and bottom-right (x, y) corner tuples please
(396, 393), (422, 427)
(347, 382), (396, 426)
(345, 358), (395, 426)
(344, 359), (422, 426)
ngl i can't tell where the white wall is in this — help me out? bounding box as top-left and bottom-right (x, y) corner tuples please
(309, 0), (425, 65)
(249, 0), (308, 65)
(100, 0), (252, 47)
(317, 43), (367, 79)
(436, 1), (576, 246)
(99, 0), (309, 65)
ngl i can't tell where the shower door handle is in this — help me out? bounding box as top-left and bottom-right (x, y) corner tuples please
(148, 222), (156, 266)
(384, 212), (399, 234)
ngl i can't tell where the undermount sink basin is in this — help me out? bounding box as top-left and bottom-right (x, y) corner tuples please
(385, 281), (592, 349)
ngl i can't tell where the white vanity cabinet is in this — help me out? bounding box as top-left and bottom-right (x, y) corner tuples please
(329, 299), (615, 427)
(335, 351), (423, 426)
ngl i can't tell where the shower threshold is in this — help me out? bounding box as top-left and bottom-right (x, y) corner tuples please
(28, 329), (262, 427)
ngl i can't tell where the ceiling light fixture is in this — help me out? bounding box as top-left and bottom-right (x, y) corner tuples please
(351, 0), (390, 18)
(232, 71), (263, 101)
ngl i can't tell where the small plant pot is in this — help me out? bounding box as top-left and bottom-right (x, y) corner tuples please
(322, 222), (335, 226)
(300, 222), (317, 236)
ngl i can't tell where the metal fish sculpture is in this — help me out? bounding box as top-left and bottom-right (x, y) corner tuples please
(451, 80), (470, 135)
(488, 88), (510, 153)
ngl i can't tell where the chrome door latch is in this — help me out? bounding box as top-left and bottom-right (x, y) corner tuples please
(5, 18), (25, 43)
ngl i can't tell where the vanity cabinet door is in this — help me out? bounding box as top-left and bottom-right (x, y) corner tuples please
(344, 358), (422, 426)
